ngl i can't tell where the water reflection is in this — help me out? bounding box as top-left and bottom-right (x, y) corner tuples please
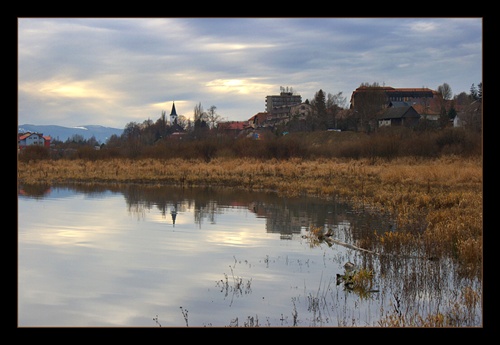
(62, 183), (394, 241)
(18, 183), (481, 327)
(18, 183), (52, 198)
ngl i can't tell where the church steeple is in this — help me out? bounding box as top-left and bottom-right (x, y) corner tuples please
(170, 101), (178, 125)
(170, 102), (177, 116)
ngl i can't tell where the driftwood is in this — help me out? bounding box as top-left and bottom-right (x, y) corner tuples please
(324, 236), (379, 255)
(304, 228), (437, 261)
(323, 234), (437, 261)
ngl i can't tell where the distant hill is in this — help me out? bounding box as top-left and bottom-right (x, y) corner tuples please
(18, 124), (124, 144)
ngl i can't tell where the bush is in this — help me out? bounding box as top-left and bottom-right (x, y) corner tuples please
(18, 145), (50, 162)
(42, 126), (482, 161)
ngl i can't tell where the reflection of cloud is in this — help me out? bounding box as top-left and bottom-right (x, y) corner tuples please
(205, 229), (262, 247)
(19, 184), (475, 326)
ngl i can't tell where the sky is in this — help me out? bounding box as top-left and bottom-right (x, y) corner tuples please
(18, 17), (483, 129)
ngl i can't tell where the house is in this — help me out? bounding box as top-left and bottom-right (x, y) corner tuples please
(18, 132), (51, 150)
(454, 100), (482, 129)
(378, 106), (420, 127)
(389, 101), (439, 122)
(217, 121), (248, 137)
(248, 112), (271, 128)
(388, 101), (411, 108)
(290, 102), (312, 120)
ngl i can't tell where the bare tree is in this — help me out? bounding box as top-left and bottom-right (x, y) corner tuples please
(193, 102), (208, 131)
(437, 83), (453, 100)
(206, 105), (221, 129)
(353, 82), (386, 132)
(326, 92), (347, 129)
(193, 102), (204, 123)
(176, 115), (188, 129)
(454, 92), (472, 108)
(327, 91), (347, 109)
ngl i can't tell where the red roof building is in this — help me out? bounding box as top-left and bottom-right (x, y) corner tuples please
(18, 132), (51, 150)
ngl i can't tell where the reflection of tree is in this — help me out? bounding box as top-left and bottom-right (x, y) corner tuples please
(194, 199), (220, 227)
(18, 183), (52, 198)
(255, 197), (353, 238)
(40, 183), (394, 243)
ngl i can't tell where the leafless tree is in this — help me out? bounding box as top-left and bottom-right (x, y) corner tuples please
(176, 115), (189, 129)
(206, 105), (221, 129)
(437, 83), (453, 100)
(353, 83), (386, 132)
(193, 102), (204, 123)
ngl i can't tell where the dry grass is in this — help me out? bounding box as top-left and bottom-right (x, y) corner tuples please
(377, 285), (481, 327)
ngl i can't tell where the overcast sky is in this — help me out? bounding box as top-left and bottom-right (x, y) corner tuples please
(18, 17), (482, 129)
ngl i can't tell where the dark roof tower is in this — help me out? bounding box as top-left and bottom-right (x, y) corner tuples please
(170, 102), (177, 116)
(170, 101), (178, 126)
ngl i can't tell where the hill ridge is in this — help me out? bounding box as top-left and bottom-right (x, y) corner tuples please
(18, 124), (123, 144)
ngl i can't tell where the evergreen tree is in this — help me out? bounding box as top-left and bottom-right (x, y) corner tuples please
(311, 89), (328, 130)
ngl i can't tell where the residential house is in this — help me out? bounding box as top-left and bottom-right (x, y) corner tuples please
(378, 106), (420, 127)
(18, 132), (51, 150)
(248, 112), (271, 128)
(454, 100), (482, 129)
(217, 121), (248, 137)
(290, 102), (312, 119)
(389, 101), (439, 122)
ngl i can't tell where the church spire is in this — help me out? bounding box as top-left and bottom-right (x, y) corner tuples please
(170, 101), (177, 116)
(170, 101), (178, 125)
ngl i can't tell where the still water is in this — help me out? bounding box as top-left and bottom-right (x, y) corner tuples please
(18, 183), (481, 327)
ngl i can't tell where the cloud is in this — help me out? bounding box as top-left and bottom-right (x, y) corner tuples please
(18, 17), (482, 128)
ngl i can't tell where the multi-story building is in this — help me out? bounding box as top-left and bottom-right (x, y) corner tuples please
(265, 87), (302, 113)
(257, 87), (305, 128)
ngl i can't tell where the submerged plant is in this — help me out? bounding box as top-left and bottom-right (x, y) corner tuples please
(336, 264), (377, 298)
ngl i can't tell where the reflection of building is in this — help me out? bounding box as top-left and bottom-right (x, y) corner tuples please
(250, 203), (308, 239)
(120, 184), (395, 241)
(18, 184), (52, 198)
(171, 206), (177, 226)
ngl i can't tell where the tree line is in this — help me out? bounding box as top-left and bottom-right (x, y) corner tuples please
(20, 81), (482, 162)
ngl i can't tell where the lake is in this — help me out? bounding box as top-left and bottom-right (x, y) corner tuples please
(18, 183), (482, 327)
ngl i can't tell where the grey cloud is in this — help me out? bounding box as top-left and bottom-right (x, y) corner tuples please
(18, 17), (482, 127)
